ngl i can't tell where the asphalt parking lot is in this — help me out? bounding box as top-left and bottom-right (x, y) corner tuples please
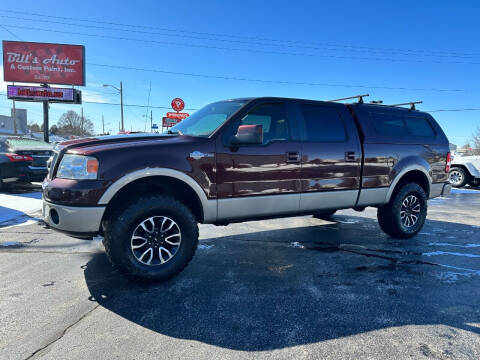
(1, 187), (480, 359)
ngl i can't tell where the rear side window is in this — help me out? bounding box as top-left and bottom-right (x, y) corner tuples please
(370, 112), (435, 138)
(301, 105), (346, 142)
(370, 112), (408, 136)
(404, 116), (435, 137)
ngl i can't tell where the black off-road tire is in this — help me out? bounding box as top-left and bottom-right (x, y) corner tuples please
(103, 195), (199, 283)
(448, 167), (468, 188)
(377, 183), (427, 239)
(313, 210), (337, 220)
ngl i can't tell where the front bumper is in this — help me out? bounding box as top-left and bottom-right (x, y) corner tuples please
(42, 199), (105, 237)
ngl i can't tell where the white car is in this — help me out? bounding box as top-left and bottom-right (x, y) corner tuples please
(449, 152), (480, 187)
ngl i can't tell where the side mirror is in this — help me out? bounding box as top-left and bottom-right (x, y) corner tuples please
(231, 125), (263, 145)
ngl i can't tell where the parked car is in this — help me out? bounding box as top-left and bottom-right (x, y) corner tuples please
(0, 137), (53, 183)
(0, 140), (33, 190)
(448, 152), (480, 188)
(42, 97), (451, 282)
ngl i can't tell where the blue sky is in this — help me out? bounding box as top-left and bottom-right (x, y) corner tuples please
(0, 0), (479, 145)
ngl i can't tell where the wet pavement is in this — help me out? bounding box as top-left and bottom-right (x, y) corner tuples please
(0, 188), (479, 359)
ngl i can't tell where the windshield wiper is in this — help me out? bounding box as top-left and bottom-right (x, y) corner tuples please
(167, 129), (183, 135)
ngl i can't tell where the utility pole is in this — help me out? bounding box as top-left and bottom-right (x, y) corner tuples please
(12, 100), (17, 135)
(103, 82), (124, 132)
(120, 81), (124, 132)
(150, 110), (153, 132)
(102, 115), (105, 134)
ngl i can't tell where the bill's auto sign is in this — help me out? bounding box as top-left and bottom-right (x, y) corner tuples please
(2, 40), (85, 85)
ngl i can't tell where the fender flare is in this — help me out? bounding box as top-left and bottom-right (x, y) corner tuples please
(385, 165), (432, 203)
(98, 168), (217, 222)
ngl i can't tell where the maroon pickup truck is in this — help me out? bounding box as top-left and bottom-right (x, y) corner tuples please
(42, 97), (451, 282)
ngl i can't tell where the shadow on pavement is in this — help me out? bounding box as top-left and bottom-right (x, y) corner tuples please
(84, 216), (480, 351)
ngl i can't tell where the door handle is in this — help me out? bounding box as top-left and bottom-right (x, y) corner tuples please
(286, 152), (300, 163)
(345, 151), (356, 161)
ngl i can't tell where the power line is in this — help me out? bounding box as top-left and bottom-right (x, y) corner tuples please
(2, 92), (480, 112)
(2, 23), (480, 66)
(0, 8), (478, 58)
(87, 62), (465, 92)
(0, 23), (21, 40)
(1, 14), (479, 60)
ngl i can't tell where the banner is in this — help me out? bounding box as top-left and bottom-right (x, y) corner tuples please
(7, 85), (81, 103)
(3, 41), (85, 86)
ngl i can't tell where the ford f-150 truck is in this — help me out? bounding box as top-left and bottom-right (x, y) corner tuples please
(42, 97), (452, 282)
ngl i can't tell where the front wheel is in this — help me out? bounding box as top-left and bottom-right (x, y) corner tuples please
(103, 195), (199, 283)
(377, 183), (427, 239)
(448, 167), (468, 188)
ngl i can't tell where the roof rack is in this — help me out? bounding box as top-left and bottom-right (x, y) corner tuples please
(328, 94), (369, 104)
(370, 100), (383, 104)
(390, 101), (423, 110)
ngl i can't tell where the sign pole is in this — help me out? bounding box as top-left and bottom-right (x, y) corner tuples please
(42, 83), (49, 143)
(43, 100), (49, 143)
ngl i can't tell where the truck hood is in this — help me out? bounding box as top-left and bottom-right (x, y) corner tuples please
(59, 133), (206, 155)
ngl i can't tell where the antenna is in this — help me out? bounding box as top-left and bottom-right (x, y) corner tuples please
(328, 94), (369, 104)
(390, 101), (423, 110)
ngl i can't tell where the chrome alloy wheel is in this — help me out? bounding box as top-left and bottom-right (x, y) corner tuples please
(130, 216), (181, 266)
(400, 195), (421, 228)
(449, 170), (464, 186)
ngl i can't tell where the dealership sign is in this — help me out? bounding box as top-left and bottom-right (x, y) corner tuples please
(3, 40), (85, 86)
(162, 117), (182, 127)
(166, 112), (189, 120)
(171, 98), (185, 112)
(7, 85), (81, 103)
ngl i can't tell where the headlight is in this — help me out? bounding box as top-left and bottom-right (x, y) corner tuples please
(56, 154), (99, 180)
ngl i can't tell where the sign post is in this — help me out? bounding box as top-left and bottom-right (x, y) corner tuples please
(43, 98), (49, 142)
(2, 40), (85, 142)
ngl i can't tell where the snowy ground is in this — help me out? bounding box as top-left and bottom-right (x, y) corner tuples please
(0, 183), (43, 227)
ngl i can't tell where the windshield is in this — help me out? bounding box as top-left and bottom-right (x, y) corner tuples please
(166, 100), (246, 137)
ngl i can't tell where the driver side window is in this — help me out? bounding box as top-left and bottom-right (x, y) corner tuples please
(238, 103), (290, 145)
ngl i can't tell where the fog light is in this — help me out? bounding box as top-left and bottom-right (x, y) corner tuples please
(50, 209), (59, 225)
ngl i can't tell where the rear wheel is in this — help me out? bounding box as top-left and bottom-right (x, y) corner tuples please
(103, 195), (199, 283)
(448, 167), (468, 188)
(377, 183), (427, 239)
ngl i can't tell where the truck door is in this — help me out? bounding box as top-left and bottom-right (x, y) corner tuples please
(215, 101), (302, 221)
(296, 102), (362, 211)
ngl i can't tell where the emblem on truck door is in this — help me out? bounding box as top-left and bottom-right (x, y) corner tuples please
(189, 151), (214, 160)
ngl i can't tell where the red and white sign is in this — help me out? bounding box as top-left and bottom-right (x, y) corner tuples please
(162, 117), (182, 127)
(2, 40), (85, 86)
(171, 98), (185, 112)
(166, 112), (189, 120)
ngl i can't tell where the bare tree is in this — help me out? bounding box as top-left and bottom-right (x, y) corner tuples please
(56, 111), (94, 136)
(27, 121), (41, 133)
(473, 127), (480, 152)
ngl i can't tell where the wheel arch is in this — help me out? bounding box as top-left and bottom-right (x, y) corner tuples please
(385, 165), (431, 203)
(99, 168), (217, 224)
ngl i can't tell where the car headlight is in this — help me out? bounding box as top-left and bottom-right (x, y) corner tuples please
(56, 154), (99, 180)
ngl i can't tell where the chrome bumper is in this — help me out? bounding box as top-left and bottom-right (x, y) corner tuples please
(42, 200), (105, 234)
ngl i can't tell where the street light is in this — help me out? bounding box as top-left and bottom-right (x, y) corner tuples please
(103, 81), (124, 132)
